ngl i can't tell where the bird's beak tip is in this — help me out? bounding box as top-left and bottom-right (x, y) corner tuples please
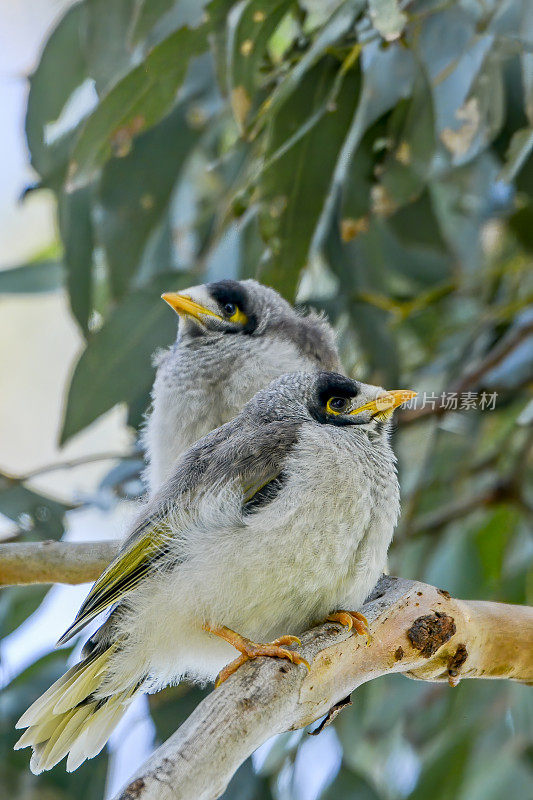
(378, 389), (417, 412)
(161, 291), (178, 308)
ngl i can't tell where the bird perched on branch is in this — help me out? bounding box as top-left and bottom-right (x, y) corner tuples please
(143, 279), (341, 493)
(16, 371), (415, 774)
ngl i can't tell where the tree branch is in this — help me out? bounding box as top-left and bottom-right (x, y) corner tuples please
(2, 546), (531, 799)
(110, 576), (533, 800)
(0, 540), (120, 586)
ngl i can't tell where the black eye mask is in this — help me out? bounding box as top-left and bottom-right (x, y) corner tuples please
(207, 280), (258, 334)
(310, 372), (361, 426)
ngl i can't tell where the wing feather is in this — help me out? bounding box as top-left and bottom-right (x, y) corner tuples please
(57, 520), (172, 645)
(57, 418), (300, 646)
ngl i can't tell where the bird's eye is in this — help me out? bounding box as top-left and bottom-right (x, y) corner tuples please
(327, 397), (348, 414)
(220, 301), (249, 326)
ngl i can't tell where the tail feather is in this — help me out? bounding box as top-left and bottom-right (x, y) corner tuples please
(14, 714), (63, 750)
(16, 663), (82, 729)
(52, 646), (117, 715)
(15, 644), (138, 775)
(69, 691), (133, 767)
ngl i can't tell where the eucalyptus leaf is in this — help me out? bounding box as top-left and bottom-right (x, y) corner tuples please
(251, 0), (364, 135)
(368, 0), (406, 42)
(521, 0), (533, 123)
(0, 476), (74, 541)
(500, 126), (533, 181)
(408, 731), (473, 800)
(81, 0), (138, 94)
(68, 23), (209, 187)
(58, 186), (94, 334)
(0, 586), (49, 638)
(130, 0), (178, 46)
(25, 2), (87, 184)
(259, 58), (361, 297)
(227, 0), (294, 130)
(98, 100), (201, 298)
(0, 260), (63, 294)
(321, 766), (381, 799)
(60, 275), (190, 444)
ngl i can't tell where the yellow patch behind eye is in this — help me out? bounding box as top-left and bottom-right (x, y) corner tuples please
(229, 306), (248, 325)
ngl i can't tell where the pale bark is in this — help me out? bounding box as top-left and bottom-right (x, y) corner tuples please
(0, 540), (120, 586)
(109, 575), (533, 800)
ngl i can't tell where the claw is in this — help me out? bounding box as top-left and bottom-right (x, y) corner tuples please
(202, 624), (310, 686)
(327, 610), (371, 645)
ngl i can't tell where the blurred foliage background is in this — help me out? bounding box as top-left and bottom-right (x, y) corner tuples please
(1, 0), (532, 797)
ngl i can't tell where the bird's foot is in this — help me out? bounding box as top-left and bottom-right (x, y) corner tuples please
(327, 610), (371, 644)
(202, 624), (310, 687)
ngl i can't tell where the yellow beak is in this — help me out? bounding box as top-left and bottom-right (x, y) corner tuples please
(161, 292), (223, 322)
(350, 389), (417, 419)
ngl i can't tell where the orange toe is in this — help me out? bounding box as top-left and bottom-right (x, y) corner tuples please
(327, 610), (371, 644)
(202, 624), (310, 686)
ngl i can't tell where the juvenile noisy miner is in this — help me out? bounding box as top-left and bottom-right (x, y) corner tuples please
(144, 278), (341, 493)
(16, 371), (415, 773)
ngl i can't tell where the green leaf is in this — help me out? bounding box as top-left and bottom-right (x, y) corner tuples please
(220, 758), (273, 799)
(499, 127), (533, 182)
(60, 275), (191, 444)
(521, 0), (533, 124)
(58, 186), (94, 333)
(130, 0), (178, 46)
(98, 101), (201, 299)
(339, 124), (376, 231)
(408, 731), (473, 800)
(334, 41), (415, 234)
(149, 684), (211, 741)
(379, 71), (436, 211)
(81, 0), (137, 94)
(258, 58), (361, 298)
(25, 3), (87, 184)
(321, 766), (381, 799)
(0, 260), (63, 294)
(429, 152), (498, 272)
(324, 221), (400, 384)
(440, 51), (505, 166)
(475, 505), (519, 587)
(68, 23), (209, 188)
(207, 0), (241, 93)
(251, 0), (364, 135)
(227, 0), (294, 130)
(509, 201), (533, 251)
(0, 474), (74, 540)
(368, 0), (407, 42)
(0, 586), (49, 638)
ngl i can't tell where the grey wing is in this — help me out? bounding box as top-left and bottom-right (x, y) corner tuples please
(57, 418), (300, 645)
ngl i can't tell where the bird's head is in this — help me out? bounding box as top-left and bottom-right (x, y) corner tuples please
(161, 279), (340, 371)
(251, 372), (416, 438)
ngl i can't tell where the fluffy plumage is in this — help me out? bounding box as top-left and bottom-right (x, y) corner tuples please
(16, 372), (407, 773)
(143, 279), (340, 493)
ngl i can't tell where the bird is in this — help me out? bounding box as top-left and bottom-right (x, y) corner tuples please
(143, 278), (341, 494)
(15, 371), (415, 774)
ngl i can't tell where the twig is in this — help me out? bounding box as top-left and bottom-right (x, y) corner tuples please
(8, 452), (136, 483)
(408, 479), (520, 537)
(401, 322), (533, 424)
(0, 540), (120, 586)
